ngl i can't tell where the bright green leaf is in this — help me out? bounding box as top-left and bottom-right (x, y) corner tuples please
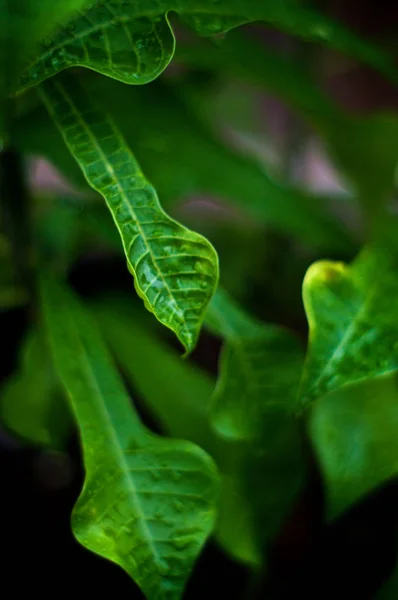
(300, 237), (398, 407)
(38, 74), (218, 353)
(18, 0), (398, 92)
(310, 375), (398, 519)
(41, 276), (219, 600)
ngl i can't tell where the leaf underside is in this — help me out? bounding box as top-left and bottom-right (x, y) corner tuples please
(41, 277), (219, 600)
(39, 74), (218, 352)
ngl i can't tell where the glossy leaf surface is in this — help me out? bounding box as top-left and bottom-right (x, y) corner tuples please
(300, 238), (398, 407)
(41, 277), (219, 600)
(18, 0), (398, 92)
(0, 329), (70, 448)
(310, 375), (398, 518)
(39, 75), (218, 353)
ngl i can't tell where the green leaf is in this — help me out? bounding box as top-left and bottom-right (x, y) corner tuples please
(300, 237), (398, 407)
(0, 328), (70, 448)
(41, 277), (219, 600)
(18, 0), (398, 92)
(205, 289), (306, 561)
(94, 296), (303, 568)
(177, 29), (398, 216)
(39, 74), (218, 353)
(206, 288), (304, 441)
(0, 0), (93, 135)
(19, 4), (175, 92)
(310, 375), (398, 519)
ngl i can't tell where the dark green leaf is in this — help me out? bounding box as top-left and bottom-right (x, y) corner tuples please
(41, 277), (219, 600)
(310, 375), (398, 518)
(300, 236), (398, 407)
(0, 329), (70, 448)
(39, 74), (218, 353)
(206, 288), (304, 441)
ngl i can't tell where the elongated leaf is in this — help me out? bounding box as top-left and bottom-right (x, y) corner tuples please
(310, 375), (398, 518)
(206, 288), (304, 441)
(16, 76), (353, 254)
(0, 329), (70, 448)
(93, 296), (303, 568)
(300, 235), (398, 407)
(39, 74), (218, 353)
(41, 277), (219, 600)
(93, 298), (259, 566)
(18, 0), (398, 92)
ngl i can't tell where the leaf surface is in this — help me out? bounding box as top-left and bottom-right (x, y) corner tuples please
(310, 375), (398, 518)
(39, 75), (218, 353)
(41, 277), (219, 600)
(18, 0), (398, 91)
(300, 236), (398, 407)
(94, 296), (299, 568)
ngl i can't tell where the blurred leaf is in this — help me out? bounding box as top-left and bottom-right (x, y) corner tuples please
(206, 288), (306, 561)
(300, 235), (398, 407)
(39, 74), (218, 353)
(377, 563), (398, 600)
(41, 276), (219, 600)
(178, 29), (398, 216)
(0, 329), (70, 448)
(206, 287), (303, 441)
(18, 0), (398, 93)
(310, 375), (398, 519)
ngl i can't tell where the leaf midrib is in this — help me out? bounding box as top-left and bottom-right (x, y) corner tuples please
(62, 296), (162, 569)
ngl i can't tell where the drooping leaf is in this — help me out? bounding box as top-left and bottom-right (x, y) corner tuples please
(18, 0), (398, 92)
(300, 235), (398, 407)
(0, 328), (70, 448)
(39, 74), (218, 353)
(16, 76), (353, 254)
(40, 277), (219, 600)
(310, 375), (398, 519)
(93, 294), (304, 568)
(206, 288), (304, 441)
